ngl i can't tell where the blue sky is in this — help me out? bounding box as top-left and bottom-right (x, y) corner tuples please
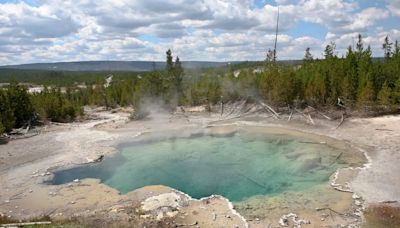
(0, 0), (399, 64)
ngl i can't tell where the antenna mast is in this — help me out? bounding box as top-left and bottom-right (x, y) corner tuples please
(273, 6), (280, 62)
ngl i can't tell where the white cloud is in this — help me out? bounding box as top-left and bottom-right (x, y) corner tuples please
(280, 36), (323, 59)
(298, 0), (357, 30)
(0, 2), (79, 39)
(0, 0), (397, 65)
(343, 7), (390, 32)
(387, 0), (400, 16)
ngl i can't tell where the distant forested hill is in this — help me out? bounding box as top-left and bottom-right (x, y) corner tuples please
(0, 61), (233, 72)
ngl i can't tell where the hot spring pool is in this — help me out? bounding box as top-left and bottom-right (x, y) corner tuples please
(51, 128), (349, 202)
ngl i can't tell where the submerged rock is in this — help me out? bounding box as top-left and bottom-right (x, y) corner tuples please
(297, 157), (322, 173)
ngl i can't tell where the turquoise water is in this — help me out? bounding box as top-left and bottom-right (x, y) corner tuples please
(51, 131), (346, 201)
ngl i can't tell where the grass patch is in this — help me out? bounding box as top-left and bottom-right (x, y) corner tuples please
(363, 204), (400, 228)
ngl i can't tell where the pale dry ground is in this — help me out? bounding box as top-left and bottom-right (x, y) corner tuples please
(0, 106), (399, 228)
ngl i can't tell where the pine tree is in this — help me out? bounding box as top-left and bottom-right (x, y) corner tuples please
(174, 56), (184, 101)
(343, 46), (358, 104)
(357, 44), (374, 104)
(382, 35), (393, 60)
(174, 56), (183, 83)
(394, 78), (400, 104)
(326, 54), (342, 105)
(355, 34), (364, 59)
(6, 82), (35, 127)
(324, 42), (336, 59)
(163, 49), (185, 107)
(377, 81), (393, 107)
(0, 121), (4, 135)
(0, 90), (15, 132)
(357, 80), (375, 110)
(266, 49), (275, 63)
(304, 48), (313, 62)
(165, 49), (174, 73)
(394, 40), (400, 57)
(340, 77), (351, 103)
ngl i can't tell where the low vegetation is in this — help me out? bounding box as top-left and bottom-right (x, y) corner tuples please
(0, 83), (83, 134)
(0, 83), (35, 134)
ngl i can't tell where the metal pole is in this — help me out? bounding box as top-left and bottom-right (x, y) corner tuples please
(273, 6), (280, 62)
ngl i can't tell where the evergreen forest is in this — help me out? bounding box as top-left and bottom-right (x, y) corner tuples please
(1, 35), (399, 134)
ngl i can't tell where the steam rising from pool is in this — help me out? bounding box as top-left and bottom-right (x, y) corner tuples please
(51, 130), (348, 201)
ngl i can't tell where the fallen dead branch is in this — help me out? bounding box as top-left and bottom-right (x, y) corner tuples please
(375, 128), (394, 132)
(209, 108), (267, 124)
(6, 131), (40, 141)
(379, 200), (398, 204)
(335, 113), (345, 129)
(335, 152), (343, 161)
(330, 152), (343, 166)
(331, 185), (353, 193)
(225, 106), (236, 117)
(294, 108), (309, 123)
(294, 108), (316, 125)
(258, 101), (279, 119)
(225, 100), (242, 117)
(179, 106), (189, 118)
(220, 99), (224, 117)
(243, 104), (255, 114)
(237, 171), (269, 190)
(235, 98), (248, 114)
(0, 221), (51, 227)
(316, 207), (359, 220)
(299, 141), (326, 144)
(175, 221), (198, 227)
(307, 106), (332, 120)
(308, 114), (315, 125)
(334, 152), (343, 161)
(288, 110), (293, 121)
(316, 207), (345, 216)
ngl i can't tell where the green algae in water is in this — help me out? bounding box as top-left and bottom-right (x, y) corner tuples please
(51, 131), (347, 202)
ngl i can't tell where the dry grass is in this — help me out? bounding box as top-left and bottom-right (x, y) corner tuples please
(363, 204), (400, 228)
